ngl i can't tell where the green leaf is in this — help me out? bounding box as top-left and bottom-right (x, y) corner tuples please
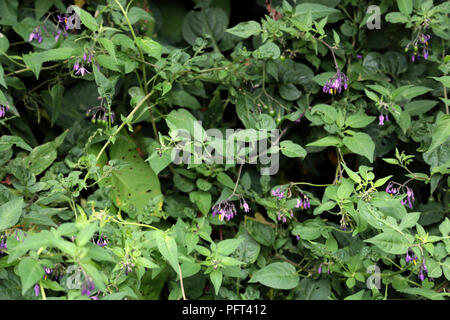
(392, 85), (433, 101)
(313, 201), (336, 215)
(292, 218), (326, 240)
(428, 115), (450, 153)
(0, 197), (24, 232)
(49, 84), (64, 127)
(346, 114), (376, 128)
(343, 132), (375, 162)
(71, 6), (98, 31)
(99, 133), (162, 216)
(76, 221), (99, 247)
(81, 262), (106, 292)
(18, 258), (44, 295)
(364, 89), (379, 102)
(170, 90), (201, 110)
(0, 135), (31, 153)
(225, 21), (261, 39)
(217, 172), (236, 189)
(307, 136), (342, 147)
(404, 100), (438, 116)
(278, 84), (301, 101)
(397, 0), (413, 16)
(182, 8), (229, 47)
(280, 140), (307, 158)
(25, 130), (68, 175)
(396, 288), (447, 300)
(23, 48), (73, 79)
(337, 178), (354, 199)
(432, 76), (450, 88)
(365, 231), (413, 254)
(135, 37), (162, 60)
(154, 231), (179, 274)
(128, 6), (154, 25)
(189, 191), (211, 215)
(294, 3), (339, 20)
(210, 270), (223, 295)
(217, 238), (244, 256)
(246, 220), (275, 246)
(249, 262), (299, 290)
(253, 41), (280, 60)
(385, 12), (409, 23)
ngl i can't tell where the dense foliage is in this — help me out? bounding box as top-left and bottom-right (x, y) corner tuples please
(0, 0), (449, 300)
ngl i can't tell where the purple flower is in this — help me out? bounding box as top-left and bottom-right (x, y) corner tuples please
(323, 70), (349, 95)
(0, 236), (6, 251)
(81, 278), (95, 296)
(297, 194), (310, 209)
(423, 48), (429, 60)
(241, 199), (251, 213)
(0, 104), (9, 118)
(271, 188), (285, 200)
(327, 265), (330, 275)
(34, 284), (40, 297)
(28, 27), (43, 43)
(75, 66), (90, 76)
(83, 53), (87, 61)
(90, 295), (98, 300)
(418, 271), (425, 281)
(378, 114), (385, 126)
(212, 200), (237, 221)
(318, 263), (322, 274)
(356, 54), (363, 59)
(73, 62), (80, 71)
(405, 187), (414, 209)
(411, 54), (416, 62)
(45, 268), (53, 275)
(295, 235), (300, 241)
(296, 199), (302, 208)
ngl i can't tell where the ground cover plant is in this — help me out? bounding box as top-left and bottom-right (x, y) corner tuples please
(0, 0), (449, 300)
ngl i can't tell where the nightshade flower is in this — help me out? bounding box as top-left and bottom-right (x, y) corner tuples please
(81, 278), (95, 296)
(405, 21), (431, 62)
(212, 200), (238, 221)
(296, 194), (310, 209)
(386, 181), (414, 208)
(28, 27), (43, 43)
(241, 199), (251, 213)
(34, 284), (40, 297)
(75, 66), (90, 76)
(0, 104), (8, 118)
(93, 234), (108, 247)
(405, 248), (417, 264)
(378, 114), (385, 126)
(272, 188), (285, 200)
(356, 54), (363, 59)
(0, 235), (7, 253)
(323, 70), (349, 95)
(418, 260), (428, 281)
(318, 263), (323, 274)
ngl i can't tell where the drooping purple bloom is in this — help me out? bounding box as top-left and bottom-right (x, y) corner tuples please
(323, 70), (349, 95)
(295, 235), (300, 241)
(423, 48), (429, 60)
(411, 54), (416, 62)
(212, 200), (238, 221)
(356, 54), (363, 59)
(0, 235), (7, 253)
(45, 268), (53, 275)
(81, 278), (95, 296)
(241, 199), (251, 213)
(318, 263), (322, 274)
(28, 27), (43, 43)
(272, 188), (285, 200)
(0, 104), (9, 118)
(75, 66), (90, 76)
(378, 114), (385, 126)
(34, 284), (40, 297)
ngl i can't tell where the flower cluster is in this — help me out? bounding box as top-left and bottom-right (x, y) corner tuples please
(418, 260), (428, 282)
(407, 33), (431, 62)
(28, 26), (43, 43)
(74, 51), (95, 76)
(386, 181), (414, 209)
(92, 234), (108, 247)
(212, 200), (237, 221)
(296, 194), (310, 209)
(121, 260), (135, 276)
(323, 70), (349, 95)
(405, 248), (418, 264)
(0, 234), (7, 253)
(271, 188), (286, 200)
(86, 105), (116, 125)
(81, 278), (95, 296)
(378, 112), (389, 126)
